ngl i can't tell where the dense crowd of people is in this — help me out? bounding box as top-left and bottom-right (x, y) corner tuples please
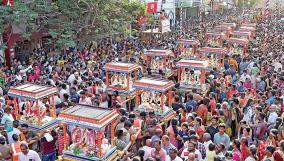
(0, 6), (283, 161)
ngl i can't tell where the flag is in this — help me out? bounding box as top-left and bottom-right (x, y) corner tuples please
(2, 0), (14, 6)
(147, 2), (157, 13)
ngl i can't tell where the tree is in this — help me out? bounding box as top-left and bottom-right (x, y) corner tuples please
(1, 0), (146, 49)
(237, 0), (261, 8)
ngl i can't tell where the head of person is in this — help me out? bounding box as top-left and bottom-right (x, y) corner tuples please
(208, 143), (215, 151)
(145, 139), (152, 147)
(161, 135), (170, 146)
(80, 91), (86, 99)
(255, 106), (262, 114)
(233, 139), (241, 150)
(216, 143), (225, 153)
(241, 137), (249, 147)
(276, 117), (282, 126)
(269, 104), (277, 112)
(139, 111), (147, 120)
(218, 123), (226, 135)
(249, 145), (257, 157)
(225, 151), (233, 160)
(169, 148), (178, 160)
(269, 129), (278, 140)
(194, 117), (202, 127)
(203, 133), (211, 142)
(61, 83), (67, 90)
(13, 120), (20, 128)
(4, 106), (12, 114)
(154, 140), (162, 151)
(171, 118), (178, 126)
(265, 145), (276, 157)
(181, 123), (189, 132)
(243, 127), (251, 136)
(189, 134), (198, 144)
(188, 94), (193, 100)
(278, 140), (284, 151)
(259, 112), (266, 121)
(21, 123), (29, 133)
(187, 141), (196, 152)
(115, 130), (124, 139)
(124, 120), (132, 130)
(12, 134), (19, 142)
(211, 116), (219, 126)
(20, 142), (29, 155)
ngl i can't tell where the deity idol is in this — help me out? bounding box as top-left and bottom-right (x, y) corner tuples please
(193, 70), (201, 85)
(111, 73), (119, 86)
(29, 101), (46, 118)
(71, 126), (83, 147)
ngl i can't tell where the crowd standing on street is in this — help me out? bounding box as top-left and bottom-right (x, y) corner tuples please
(0, 7), (283, 161)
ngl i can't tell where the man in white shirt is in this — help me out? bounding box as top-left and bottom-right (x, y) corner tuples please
(15, 73), (23, 81)
(203, 133), (213, 150)
(240, 70), (251, 82)
(19, 65), (33, 76)
(142, 139), (153, 160)
(59, 84), (68, 101)
(273, 61), (282, 72)
(79, 91), (92, 105)
(165, 148), (183, 161)
(181, 141), (202, 160)
(18, 143), (41, 161)
(268, 104), (278, 129)
(67, 73), (76, 86)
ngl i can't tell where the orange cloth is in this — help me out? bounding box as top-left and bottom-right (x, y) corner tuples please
(229, 58), (238, 71)
(196, 104), (208, 124)
(10, 142), (21, 161)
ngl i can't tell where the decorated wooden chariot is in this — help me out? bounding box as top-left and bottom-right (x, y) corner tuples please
(103, 62), (141, 110)
(225, 38), (249, 55)
(230, 31), (252, 40)
(241, 23), (256, 28)
(205, 32), (225, 47)
(221, 23), (237, 30)
(57, 104), (119, 161)
(133, 77), (176, 122)
(214, 25), (234, 37)
(8, 83), (58, 131)
(103, 62), (141, 93)
(177, 59), (211, 91)
(176, 39), (199, 58)
(239, 26), (256, 37)
(144, 49), (174, 77)
(197, 47), (227, 69)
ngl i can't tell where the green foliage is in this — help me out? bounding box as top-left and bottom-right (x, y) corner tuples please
(1, 0), (146, 49)
(237, 0), (260, 7)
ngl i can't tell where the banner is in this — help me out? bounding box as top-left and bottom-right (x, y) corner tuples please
(2, 0), (14, 6)
(147, 2), (158, 13)
(161, 19), (171, 33)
